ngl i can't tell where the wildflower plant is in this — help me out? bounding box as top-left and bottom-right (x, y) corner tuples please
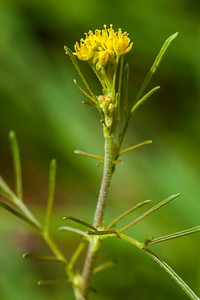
(0, 25), (200, 300)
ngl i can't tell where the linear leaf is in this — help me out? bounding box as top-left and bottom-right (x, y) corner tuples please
(0, 176), (40, 227)
(119, 140), (152, 156)
(135, 32), (178, 101)
(45, 159), (56, 231)
(67, 241), (86, 273)
(145, 225), (200, 246)
(118, 233), (144, 249)
(93, 259), (118, 274)
(117, 193), (180, 233)
(119, 33), (178, 148)
(116, 55), (124, 120)
(64, 46), (97, 102)
(144, 249), (199, 300)
(123, 63), (129, 119)
(59, 226), (88, 238)
(0, 176), (15, 200)
(118, 233), (199, 299)
(74, 79), (97, 103)
(22, 253), (63, 262)
(74, 150), (104, 161)
(131, 86), (160, 115)
(38, 279), (70, 286)
(9, 131), (23, 200)
(107, 199), (151, 230)
(63, 215), (97, 231)
(0, 202), (40, 230)
(88, 230), (117, 235)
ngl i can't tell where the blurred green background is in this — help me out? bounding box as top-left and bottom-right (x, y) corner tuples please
(0, 0), (200, 299)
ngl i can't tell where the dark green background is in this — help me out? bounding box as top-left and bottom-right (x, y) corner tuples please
(0, 0), (200, 299)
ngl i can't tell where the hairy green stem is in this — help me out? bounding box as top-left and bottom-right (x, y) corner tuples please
(79, 135), (116, 299)
(93, 136), (116, 228)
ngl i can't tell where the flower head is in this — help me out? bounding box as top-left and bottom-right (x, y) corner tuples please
(113, 28), (133, 55)
(74, 25), (133, 64)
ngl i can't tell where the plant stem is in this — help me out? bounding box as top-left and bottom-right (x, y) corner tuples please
(93, 136), (116, 228)
(42, 230), (67, 265)
(80, 135), (116, 299)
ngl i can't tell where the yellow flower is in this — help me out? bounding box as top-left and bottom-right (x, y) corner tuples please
(98, 50), (110, 66)
(113, 28), (133, 55)
(74, 39), (94, 61)
(74, 25), (133, 64)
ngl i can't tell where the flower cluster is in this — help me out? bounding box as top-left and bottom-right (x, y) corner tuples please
(74, 24), (133, 65)
(67, 25), (133, 135)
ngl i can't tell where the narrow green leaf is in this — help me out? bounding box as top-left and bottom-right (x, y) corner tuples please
(107, 199), (151, 230)
(144, 249), (199, 300)
(135, 32), (178, 101)
(41, 232), (67, 264)
(117, 232), (199, 299)
(123, 63), (129, 119)
(59, 226), (88, 238)
(0, 176), (15, 200)
(116, 55), (124, 119)
(88, 230), (117, 235)
(117, 193), (180, 233)
(64, 46), (97, 102)
(145, 225), (200, 247)
(0, 202), (40, 230)
(74, 79), (97, 103)
(89, 62), (107, 92)
(74, 150), (104, 161)
(12, 193), (42, 230)
(9, 131), (23, 200)
(118, 233), (144, 249)
(45, 159), (56, 232)
(38, 279), (70, 286)
(131, 86), (160, 115)
(63, 215), (97, 231)
(67, 241), (86, 273)
(22, 253), (63, 263)
(119, 140), (152, 156)
(118, 33), (178, 149)
(93, 259), (118, 274)
(82, 101), (97, 108)
(0, 176), (36, 224)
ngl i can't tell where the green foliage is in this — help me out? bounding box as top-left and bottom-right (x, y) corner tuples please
(0, 0), (200, 299)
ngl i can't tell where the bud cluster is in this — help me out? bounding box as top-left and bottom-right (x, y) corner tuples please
(98, 95), (115, 130)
